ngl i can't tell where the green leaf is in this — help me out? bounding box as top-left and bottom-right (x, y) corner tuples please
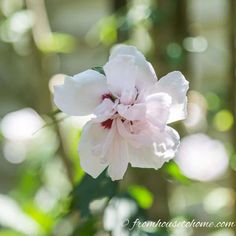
(72, 217), (98, 236)
(128, 185), (153, 209)
(38, 33), (76, 53)
(47, 109), (61, 117)
(91, 66), (105, 75)
(0, 230), (25, 236)
(71, 171), (118, 218)
(99, 16), (117, 45)
(164, 161), (190, 184)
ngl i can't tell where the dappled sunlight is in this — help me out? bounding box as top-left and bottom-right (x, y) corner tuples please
(1, 108), (44, 141)
(183, 90), (207, 132)
(0, 194), (41, 235)
(175, 134), (229, 181)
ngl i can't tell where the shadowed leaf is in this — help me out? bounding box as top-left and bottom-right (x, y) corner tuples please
(71, 171), (118, 218)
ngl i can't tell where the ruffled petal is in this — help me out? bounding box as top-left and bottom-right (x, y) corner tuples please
(154, 71), (189, 123)
(105, 46), (157, 102)
(103, 55), (137, 104)
(128, 144), (165, 169)
(93, 98), (117, 122)
(109, 44), (157, 88)
(128, 126), (179, 168)
(117, 103), (146, 121)
(153, 126), (180, 160)
(78, 121), (109, 178)
(145, 92), (172, 129)
(54, 70), (108, 116)
(116, 119), (153, 147)
(106, 122), (129, 181)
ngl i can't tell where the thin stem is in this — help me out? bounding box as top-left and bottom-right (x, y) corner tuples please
(51, 115), (74, 184)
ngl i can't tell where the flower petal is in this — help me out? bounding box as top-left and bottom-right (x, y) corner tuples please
(93, 98), (117, 122)
(78, 121), (109, 178)
(117, 119), (153, 147)
(128, 144), (165, 169)
(127, 124), (180, 169)
(154, 71), (189, 123)
(103, 55), (137, 104)
(54, 70), (108, 116)
(153, 126), (180, 160)
(105, 46), (157, 102)
(106, 122), (129, 181)
(117, 103), (146, 121)
(109, 44), (157, 87)
(145, 92), (172, 129)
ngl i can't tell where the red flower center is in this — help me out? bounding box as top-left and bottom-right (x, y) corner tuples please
(101, 119), (113, 129)
(101, 93), (113, 100)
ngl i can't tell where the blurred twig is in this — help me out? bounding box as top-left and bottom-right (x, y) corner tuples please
(113, 0), (129, 42)
(51, 115), (74, 184)
(25, 0), (51, 45)
(32, 115), (68, 135)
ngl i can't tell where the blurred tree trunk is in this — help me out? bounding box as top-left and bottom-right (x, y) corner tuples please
(25, 0), (52, 114)
(113, 0), (129, 42)
(229, 1), (236, 235)
(174, 0), (188, 73)
(113, 0), (127, 12)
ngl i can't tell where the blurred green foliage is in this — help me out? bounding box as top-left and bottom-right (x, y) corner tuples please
(71, 171), (118, 218)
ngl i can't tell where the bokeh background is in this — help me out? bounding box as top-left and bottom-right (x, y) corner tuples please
(0, 0), (236, 235)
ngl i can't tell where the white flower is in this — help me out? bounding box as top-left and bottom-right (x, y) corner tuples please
(54, 45), (189, 180)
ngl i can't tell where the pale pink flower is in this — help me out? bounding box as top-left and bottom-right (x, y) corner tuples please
(54, 45), (189, 180)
